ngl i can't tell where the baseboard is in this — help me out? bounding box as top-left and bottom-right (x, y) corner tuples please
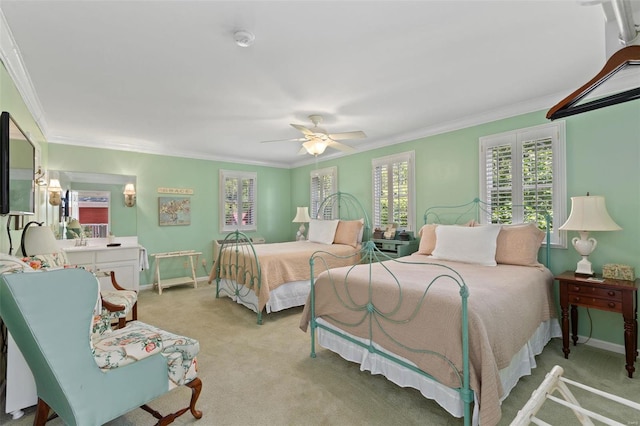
(578, 335), (625, 355)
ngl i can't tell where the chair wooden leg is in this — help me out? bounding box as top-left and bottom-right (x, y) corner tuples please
(132, 301), (138, 321)
(140, 377), (203, 425)
(186, 377), (203, 419)
(118, 317), (126, 329)
(34, 399), (50, 426)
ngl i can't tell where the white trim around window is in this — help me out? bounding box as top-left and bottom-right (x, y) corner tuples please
(372, 151), (415, 232)
(219, 169), (257, 233)
(479, 121), (566, 248)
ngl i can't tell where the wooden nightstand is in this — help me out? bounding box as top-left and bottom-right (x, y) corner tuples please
(556, 271), (639, 378)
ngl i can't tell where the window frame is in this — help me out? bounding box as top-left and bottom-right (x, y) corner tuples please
(310, 166), (338, 219)
(372, 151), (415, 232)
(479, 121), (566, 248)
(219, 169), (257, 233)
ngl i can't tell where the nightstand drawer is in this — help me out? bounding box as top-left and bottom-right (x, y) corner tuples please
(380, 242), (398, 252)
(568, 284), (622, 302)
(568, 295), (621, 312)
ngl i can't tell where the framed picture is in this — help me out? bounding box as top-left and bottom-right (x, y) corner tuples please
(158, 197), (191, 226)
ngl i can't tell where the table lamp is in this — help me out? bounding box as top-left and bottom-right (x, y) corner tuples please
(292, 207), (311, 241)
(559, 194), (621, 276)
(20, 221), (60, 257)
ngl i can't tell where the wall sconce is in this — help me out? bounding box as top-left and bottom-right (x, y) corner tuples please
(48, 178), (62, 206)
(34, 166), (46, 186)
(123, 183), (136, 207)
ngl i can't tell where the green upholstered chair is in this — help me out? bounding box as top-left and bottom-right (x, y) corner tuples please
(0, 267), (202, 425)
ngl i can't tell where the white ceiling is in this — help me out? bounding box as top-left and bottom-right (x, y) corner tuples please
(0, 1), (637, 168)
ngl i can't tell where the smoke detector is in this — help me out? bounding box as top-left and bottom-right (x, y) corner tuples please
(234, 30), (255, 48)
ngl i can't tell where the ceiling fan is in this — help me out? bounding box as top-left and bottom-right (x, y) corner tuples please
(261, 114), (366, 156)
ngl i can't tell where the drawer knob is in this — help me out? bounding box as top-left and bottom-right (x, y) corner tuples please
(574, 297), (580, 302)
(608, 302), (616, 308)
(573, 286), (581, 292)
(607, 291), (616, 297)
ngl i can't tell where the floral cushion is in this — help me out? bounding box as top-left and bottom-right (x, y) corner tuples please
(23, 252), (70, 269)
(91, 321), (199, 388)
(102, 290), (137, 319)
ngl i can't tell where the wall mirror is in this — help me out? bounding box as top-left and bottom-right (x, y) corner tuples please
(47, 171), (137, 240)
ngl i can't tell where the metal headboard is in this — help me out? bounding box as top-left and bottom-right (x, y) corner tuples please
(315, 192), (371, 242)
(423, 198), (552, 267)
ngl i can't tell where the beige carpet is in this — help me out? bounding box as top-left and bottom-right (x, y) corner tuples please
(3, 283), (640, 425)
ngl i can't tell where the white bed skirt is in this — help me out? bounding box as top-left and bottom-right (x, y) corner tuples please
(217, 279), (309, 313)
(316, 318), (561, 425)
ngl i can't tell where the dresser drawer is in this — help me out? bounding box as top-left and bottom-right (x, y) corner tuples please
(567, 294), (621, 312)
(65, 250), (95, 265)
(567, 284), (622, 302)
(95, 247), (138, 263)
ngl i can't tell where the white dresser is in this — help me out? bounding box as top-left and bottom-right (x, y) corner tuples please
(63, 239), (140, 291)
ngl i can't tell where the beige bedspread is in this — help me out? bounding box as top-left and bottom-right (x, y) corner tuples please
(217, 241), (359, 311)
(300, 254), (556, 426)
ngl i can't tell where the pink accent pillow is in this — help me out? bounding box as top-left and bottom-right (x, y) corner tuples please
(334, 220), (364, 248)
(495, 223), (545, 267)
(417, 224), (438, 255)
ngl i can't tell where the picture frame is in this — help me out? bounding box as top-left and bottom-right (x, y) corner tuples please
(158, 197), (191, 226)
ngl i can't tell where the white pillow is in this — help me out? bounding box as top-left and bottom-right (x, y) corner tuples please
(431, 224), (501, 266)
(307, 219), (340, 245)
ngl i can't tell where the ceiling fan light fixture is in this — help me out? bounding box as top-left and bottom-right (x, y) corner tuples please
(234, 30), (255, 48)
(303, 140), (328, 156)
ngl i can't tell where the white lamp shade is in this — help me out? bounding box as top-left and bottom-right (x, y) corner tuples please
(292, 207), (311, 223)
(48, 179), (62, 192)
(67, 218), (82, 231)
(559, 195), (622, 231)
(123, 183), (136, 195)
(23, 226), (60, 256)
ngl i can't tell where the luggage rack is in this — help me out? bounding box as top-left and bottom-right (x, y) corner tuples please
(152, 250), (202, 294)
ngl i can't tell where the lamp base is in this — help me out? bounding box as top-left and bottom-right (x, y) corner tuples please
(296, 224), (306, 241)
(575, 257), (595, 276)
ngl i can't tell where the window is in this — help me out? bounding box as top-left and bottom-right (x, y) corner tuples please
(372, 151), (415, 231)
(220, 170), (257, 232)
(479, 122), (566, 246)
(310, 166), (337, 219)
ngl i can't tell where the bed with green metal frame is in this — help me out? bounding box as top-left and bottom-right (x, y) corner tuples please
(214, 192), (371, 324)
(301, 199), (559, 426)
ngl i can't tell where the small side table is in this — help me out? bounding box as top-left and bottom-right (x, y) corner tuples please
(556, 271), (639, 378)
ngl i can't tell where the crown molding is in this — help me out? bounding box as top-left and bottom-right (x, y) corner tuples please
(0, 8), (49, 137)
(2, 5), (638, 170)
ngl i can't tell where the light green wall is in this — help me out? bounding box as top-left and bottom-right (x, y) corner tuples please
(293, 101), (640, 346)
(47, 144), (293, 285)
(3, 57), (640, 346)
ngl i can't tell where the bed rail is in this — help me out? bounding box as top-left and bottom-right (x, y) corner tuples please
(308, 245), (472, 426)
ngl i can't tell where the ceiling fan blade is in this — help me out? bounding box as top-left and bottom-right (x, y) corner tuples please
(297, 146), (309, 155)
(260, 137), (306, 143)
(290, 123), (314, 135)
(328, 130), (367, 140)
(327, 140), (356, 152)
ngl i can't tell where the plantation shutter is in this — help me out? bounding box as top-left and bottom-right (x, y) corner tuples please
(220, 170), (257, 232)
(310, 167), (337, 219)
(372, 152), (414, 231)
(479, 122), (565, 246)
